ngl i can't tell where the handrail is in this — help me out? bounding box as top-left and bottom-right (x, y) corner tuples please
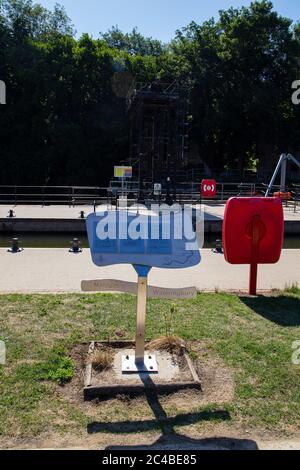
(0, 181), (299, 206)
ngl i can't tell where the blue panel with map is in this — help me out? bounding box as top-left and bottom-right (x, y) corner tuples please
(86, 210), (200, 269)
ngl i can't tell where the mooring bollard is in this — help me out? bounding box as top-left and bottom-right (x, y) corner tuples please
(212, 239), (223, 254)
(79, 210), (85, 219)
(8, 209), (15, 218)
(69, 238), (82, 253)
(8, 238), (22, 253)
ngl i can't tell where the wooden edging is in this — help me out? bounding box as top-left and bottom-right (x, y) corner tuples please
(84, 381), (201, 401)
(182, 347), (201, 385)
(84, 341), (95, 388)
(83, 341), (202, 400)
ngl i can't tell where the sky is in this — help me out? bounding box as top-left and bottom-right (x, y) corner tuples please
(38, 0), (299, 42)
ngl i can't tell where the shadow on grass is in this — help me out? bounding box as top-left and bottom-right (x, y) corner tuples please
(241, 295), (300, 326)
(105, 435), (259, 451)
(88, 373), (230, 434)
(87, 376), (258, 449)
(87, 408), (231, 435)
(87, 374), (258, 450)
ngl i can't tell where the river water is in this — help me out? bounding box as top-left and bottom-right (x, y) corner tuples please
(0, 233), (300, 249)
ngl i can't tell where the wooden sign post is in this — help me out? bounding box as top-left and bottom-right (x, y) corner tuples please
(122, 265), (157, 373)
(85, 210), (201, 374)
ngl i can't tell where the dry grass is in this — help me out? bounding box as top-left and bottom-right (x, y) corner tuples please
(89, 349), (113, 371)
(147, 335), (185, 354)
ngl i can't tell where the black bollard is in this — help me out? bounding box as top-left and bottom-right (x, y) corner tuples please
(69, 238), (82, 253)
(8, 209), (15, 218)
(212, 239), (224, 254)
(79, 210), (85, 219)
(8, 238), (22, 253)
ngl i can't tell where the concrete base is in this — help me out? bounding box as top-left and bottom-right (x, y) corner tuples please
(84, 341), (201, 401)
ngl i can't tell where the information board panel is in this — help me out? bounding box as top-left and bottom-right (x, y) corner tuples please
(86, 210), (200, 269)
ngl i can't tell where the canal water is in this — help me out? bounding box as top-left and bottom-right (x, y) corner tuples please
(0, 233), (300, 249)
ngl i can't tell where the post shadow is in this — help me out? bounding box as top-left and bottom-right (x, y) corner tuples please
(87, 373), (258, 450)
(240, 295), (300, 327)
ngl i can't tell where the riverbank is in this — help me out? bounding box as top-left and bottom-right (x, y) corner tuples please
(1, 203), (300, 234)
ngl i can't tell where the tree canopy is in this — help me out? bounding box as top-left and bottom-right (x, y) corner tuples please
(0, 0), (299, 186)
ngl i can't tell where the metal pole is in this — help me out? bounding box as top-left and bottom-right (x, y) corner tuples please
(249, 215), (261, 296)
(135, 276), (147, 364)
(265, 154), (286, 197)
(280, 158), (287, 193)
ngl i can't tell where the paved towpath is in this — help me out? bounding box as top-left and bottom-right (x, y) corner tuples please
(1, 203), (299, 221)
(0, 248), (299, 293)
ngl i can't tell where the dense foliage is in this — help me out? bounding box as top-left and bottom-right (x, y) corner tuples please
(0, 0), (299, 186)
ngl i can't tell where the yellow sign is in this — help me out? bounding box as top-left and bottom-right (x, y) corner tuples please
(114, 166), (133, 178)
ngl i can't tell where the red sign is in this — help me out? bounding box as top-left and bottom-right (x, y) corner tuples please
(223, 197), (284, 295)
(201, 179), (217, 198)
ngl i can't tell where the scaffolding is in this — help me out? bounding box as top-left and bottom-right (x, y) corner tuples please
(126, 81), (189, 190)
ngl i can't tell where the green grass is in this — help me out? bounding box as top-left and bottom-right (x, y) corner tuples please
(0, 289), (300, 443)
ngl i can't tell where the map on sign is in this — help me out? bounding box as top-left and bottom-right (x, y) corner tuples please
(86, 210), (201, 269)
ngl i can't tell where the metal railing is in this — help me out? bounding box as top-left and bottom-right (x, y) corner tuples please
(0, 186), (109, 206)
(0, 182), (299, 207)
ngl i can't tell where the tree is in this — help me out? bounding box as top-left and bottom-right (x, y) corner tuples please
(1, 0), (300, 186)
(0, 0), (74, 40)
(100, 26), (164, 56)
(172, 1), (300, 173)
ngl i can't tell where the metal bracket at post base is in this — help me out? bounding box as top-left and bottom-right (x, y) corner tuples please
(122, 354), (158, 374)
(122, 264), (158, 374)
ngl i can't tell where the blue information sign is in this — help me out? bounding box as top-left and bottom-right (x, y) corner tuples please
(86, 210), (200, 270)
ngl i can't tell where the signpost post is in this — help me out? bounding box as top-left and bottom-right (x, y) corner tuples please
(85, 210), (200, 373)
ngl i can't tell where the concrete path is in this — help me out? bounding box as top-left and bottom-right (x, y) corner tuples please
(1, 203), (299, 221)
(0, 248), (298, 293)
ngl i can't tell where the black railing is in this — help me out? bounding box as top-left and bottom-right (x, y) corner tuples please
(0, 182), (299, 207)
(0, 186), (109, 206)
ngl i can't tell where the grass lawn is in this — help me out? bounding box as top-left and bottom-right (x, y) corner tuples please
(0, 288), (300, 448)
